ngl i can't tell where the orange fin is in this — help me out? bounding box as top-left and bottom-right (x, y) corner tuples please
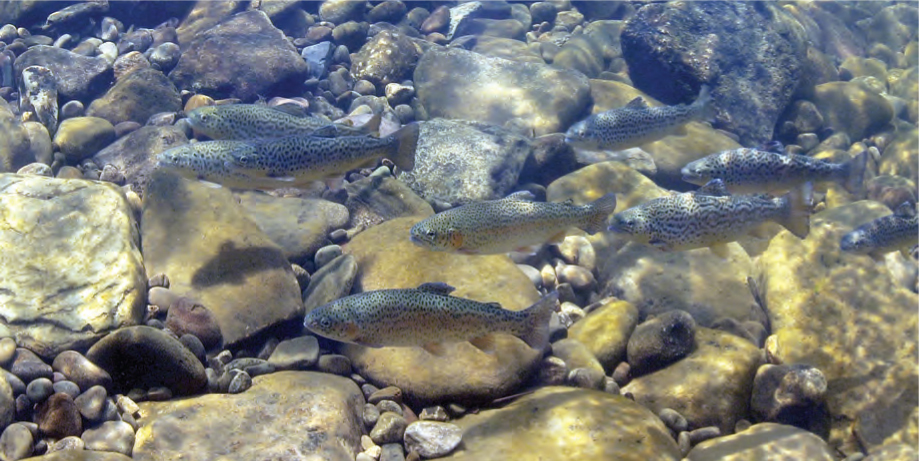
(469, 335), (497, 355)
(422, 343), (448, 356)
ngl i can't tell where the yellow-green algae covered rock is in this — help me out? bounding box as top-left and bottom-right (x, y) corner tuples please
(439, 386), (680, 461)
(812, 81), (894, 141)
(880, 127), (918, 184)
(755, 200), (918, 455)
(0, 174), (145, 358)
(133, 371), (364, 461)
(141, 170), (303, 347)
(567, 298), (639, 372)
(686, 423), (836, 461)
(22, 452), (133, 461)
(52, 116), (115, 163)
(586, 79), (742, 186)
(622, 328), (764, 433)
(342, 217), (543, 404)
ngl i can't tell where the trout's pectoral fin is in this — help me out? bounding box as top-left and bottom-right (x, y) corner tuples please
(469, 335), (497, 355)
(512, 244), (542, 255)
(324, 176), (344, 190)
(649, 238), (671, 251)
(709, 243), (730, 259)
(422, 342), (448, 356)
(899, 247), (912, 259)
(198, 180), (223, 189)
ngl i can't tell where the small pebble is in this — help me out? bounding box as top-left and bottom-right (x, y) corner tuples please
(146, 386), (172, 401)
(227, 370), (252, 394)
(559, 302), (586, 324)
(537, 356), (568, 386)
(688, 426), (721, 444)
(12, 348), (53, 382)
(602, 376), (620, 395)
(60, 100), (84, 119)
(26, 378), (54, 403)
(0, 423), (33, 461)
(612, 361), (630, 386)
(419, 406), (448, 422)
(370, 412), (408, 445)
(329, 228), (349, 243)
(677, 431), (691, 456)
(567, 367), (603, 390)
(115, 394), (140, 416)
(126, 388), (146, 403)
(316, 354), (351, 376)
(81, 420), (135, 456)
(403, 421), (462, 458)
(658, 408), (688, 433)
(446, 403), (466, 417)
(361, 434), (377, 451)
(37, 393), (82, 439)
(362, 383), (381, 400)
(368, 386), (402, 405)
(314, 245), (343, 269)
(291, 264), (310, 291)
(363, 403), (381, 428)
(50, 380), (80, 399)
(356, 453), (375, 461)
(380, 443), (405, 461)
(268, 336), (320, 370)
(734, 418), (752, 433)
(179, 334), (206, 364)
(3, 370), (24, 395)
(376, 400), (403, 416)
(74, 385), (107, 421)
(364, 445), (382, 459)
(48, 436), (83, 453)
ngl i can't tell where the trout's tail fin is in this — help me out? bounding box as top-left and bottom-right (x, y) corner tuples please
(692, 85), (717, 122)
(778, 182), (814, 239)
(840, 150), (868, 195)
(389, 122), (419, 172)
(518, 291), (558, 350)
(581, 193), (618, 235)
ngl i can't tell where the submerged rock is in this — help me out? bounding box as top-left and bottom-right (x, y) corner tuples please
(439, 387), (680, 460)
(345, 167), (434, 230)
(566, 299), (639, 373)
(341, 217), (544, 404)
(686, 423), (836, 460)
(414, 46), (590, 136)
(169, 10), (308, 101)
(621, 2), (806, 145)
(397, 119), (532, 205)
(0, 175), (145, 358)
(13, 45), (112, 102)
(86, 68), (182, 126)
(92, 125), (188, 195)
(141, 170), (303, 347)
(351, 30), (421, 88)
(133, 372), (364, 460)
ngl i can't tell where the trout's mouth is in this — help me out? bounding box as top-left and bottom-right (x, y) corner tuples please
(680, 166), (704, 184)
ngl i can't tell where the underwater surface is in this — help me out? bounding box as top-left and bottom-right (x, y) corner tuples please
(0, 0), (916, 459)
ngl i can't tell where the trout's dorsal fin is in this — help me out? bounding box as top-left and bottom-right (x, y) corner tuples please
(416, 282), (456, 295)
(695, 179), (731, 197)
(625, 97), (648, 108)
(894, 202), (917, 218)
(502, 191), (536, 201)
(270, 103), (308, 117)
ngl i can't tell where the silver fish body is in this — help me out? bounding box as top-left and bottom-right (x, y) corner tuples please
(840, 202), (918, 259)
(608, 179), (813, 252)
(186, 104), (378, 140)
(409, 192), (617, 255)
(303, 283), (557, 350)
(681, 148), (867, 195)
(565, 85), (714, 151)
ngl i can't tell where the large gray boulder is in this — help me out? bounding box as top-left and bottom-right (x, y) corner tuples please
(621, 2), (807, 145)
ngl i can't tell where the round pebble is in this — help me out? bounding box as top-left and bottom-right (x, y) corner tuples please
(227, 370), (252, 394)
(567, 367), (603, 390)
(602, 376), (620, 395)
(60, 100), (84, 119)
(25, 378), (54, 403)
(2, 371), (25, 396)
(557, 265), (596, 291)
(147, 386), (173, 401)
(363, 403), (381, 428)
(165, 297), (223, 350)
(658, 408), (688, 433)
(0, 423), (33, 461)
(48, 435), (83, 453)
(51, 351), (112, 392)
(419, 406), (448, 422)
(74, 385), (107, 421)
(370, 412), (408, 445)
(0, 338), (16, 368)
(316, 354), (351, 376)
(368, 386), (403, 405)
(16, 163), (53, 176)
(537, 356), (568, 386)
(179, 334), (206, 364)
(403, 421), (462, 458)
(314, 245), (343, 268)
(37, 393), (82, 439)
(12, 348), (53, 382)
(377, 399), (403, 416)
(626, 310), (697, 374)
(688, 426), (721, 444)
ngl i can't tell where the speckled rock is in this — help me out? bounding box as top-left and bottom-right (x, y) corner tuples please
(141, 170), (303, 347)
(622, 328), (764, 433)
(20, 451), (134, 461)
(627, 310), (697, 375)
(620, 2), (806, 145)
(37, 393), (82, 439)
(414, 46), (590, 136)
(879, 127), (918, 184)
(0, 175), (145, 358)
(19, 65), (59, 135)
(86, 68), (181, 126)
(567, 299), (639, 372)
(133, 372), (364, 461)
(403, 421), (462, 458)
(397, 118), (532, 205)
(469, 36), (544, 64)
(302, 254), (358, 313)
(86, 326), (207, 395)
(169, 10), (308, 101)
(551, 339), (605, 389)
(92, 125), (188, 195)
(750, 364), (829, 437)
(341, 217), (545, 404)
(0, 372), (14, 432)
(686, 423), (836, 460)
(755, 200), (919, 455)
(344, 166), (433, 229)
(53, 117), (116, 163)
(235, 191), (349, 265)
(582, 79), (741, 189)
(812, 82), (894, 141)
(351, 30), (421, 88)
(13, 46), (112, 101)
(439, 387), (680, 460)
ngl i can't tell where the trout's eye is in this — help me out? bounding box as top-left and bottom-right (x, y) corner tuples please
(318, 317), (332, 330)
(426, 230), (436, 238)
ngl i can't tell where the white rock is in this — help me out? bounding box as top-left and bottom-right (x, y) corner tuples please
(403, 421), (462, 458)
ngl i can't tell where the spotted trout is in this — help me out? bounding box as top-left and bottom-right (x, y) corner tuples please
(840, 202), (918, 260)
(154, 140), (276, 189)
(409, 192), (617, 255)
(564, 85), (715, 151)
(303, 283), (558, 353)
(681, 148), (868, 195)
(224, 122), (419, 188)
(608, 179), (813, 255)
(186, 103), (380, 140)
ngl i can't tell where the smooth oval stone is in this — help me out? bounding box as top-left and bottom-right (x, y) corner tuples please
(82, 420), (135, 455)
(0, 422), (33, 460)
(11, 349), (52, 382)
(51, 380), (80, 399)
(74, 385), (107, 421)
(403, 421), (462, 458)
(36, 392), (82, 439)
(25, 378), (54, 403)
(52, 350), (113, 392)
(164, 297), (223, 351)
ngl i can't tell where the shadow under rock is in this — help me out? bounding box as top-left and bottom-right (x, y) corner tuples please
(191, 240), (290, 288)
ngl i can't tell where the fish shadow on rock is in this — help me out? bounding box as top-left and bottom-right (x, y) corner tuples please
(191, 240), (289, 288)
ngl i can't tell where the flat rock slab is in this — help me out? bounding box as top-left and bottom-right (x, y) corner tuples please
(141, 170), (302, 347)
(686, 423), (836, 460)
(0, 174), (145, 358)
(133, 371), (364, 461)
